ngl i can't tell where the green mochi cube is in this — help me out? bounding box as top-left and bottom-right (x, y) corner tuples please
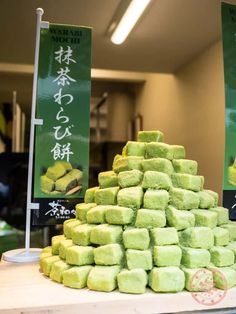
(51, 235), (66, 254)
(210, 247), (234, 267)
(84, 187), (99, 203)
(138, 130), (164, 142)
(210, 266), (236, 289)
(46, 163), (66, 181)
(172, 173), (204, 192)
(66, 246), (94, 266)
(42, 246), (52, 254)
(221, 223), (236, 240)
(197, 191), (215, 209)
(87, 265), (120, 292)
(94, 244), (124, 265)
(213, 227), (230, 246)
(151, 227), (179, 245)
(63, 265), (92, 289)
(123, 227), (150, 250)
(209, 207), (229, 226)
(59, 239), (73, 259)
(146, 142), (173, 159)
(170, 188), (200, 210)
(40, 175), (54, 193)
(172, 159), (198, 175)
(143, 189), (169, 210)
(41, 255), (61, 276)
(86, 205), (108, 224)
(117, 186), (143, 209)
(182, 267), (213, 292)
(40, 252), (52, 270)
(153, 245), (182, 266)
(118, 169), (143, 188)
(105, 206), (134, 225)
(181, 247), (210, 268)
(72, 224), (96, 246)
(191, 209), (218, 228)
(124, 141), (146, 156)
(63, 220), (82, 239)
(179, 227), (214, 249)
(141, 158), (174, 176)
(75, 203), (96, 221)
(166, 206), (195, 230)
(90, 224), (123, 245)
(113, 156), (144, 173)
(142, 171), (172, 190)
(135, 209), (166, 228)
(98, 171), (118, 188)
(50, 260), (71, 283)
(117, 269), (148, 294)
(204, 189), (219, 206)
(226, 241), (236, 257)
(171, 145), (186, 159)
(95, 187), (119, 205)
(126, 249), (152, 270)
(149, 266), (185, 292)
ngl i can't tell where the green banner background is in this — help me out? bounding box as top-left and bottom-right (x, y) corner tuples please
(34, 24), (91, 201)
(222, 3), (236, 217)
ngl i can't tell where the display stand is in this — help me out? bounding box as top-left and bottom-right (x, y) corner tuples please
(2, 8), (46, 262)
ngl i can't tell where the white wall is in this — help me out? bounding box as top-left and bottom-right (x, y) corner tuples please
(136, 41), (225, 197)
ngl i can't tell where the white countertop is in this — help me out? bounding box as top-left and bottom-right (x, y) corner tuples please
(0, 260), (236, 314)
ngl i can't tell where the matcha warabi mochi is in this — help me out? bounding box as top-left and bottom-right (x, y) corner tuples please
(40, 129), (236, 294)
(143, 189), (169, 210)
(182, 267), (213, 292)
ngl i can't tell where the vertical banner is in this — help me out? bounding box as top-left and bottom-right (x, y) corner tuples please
(33, 24), (92, 225)
(222, 3), (236, 219)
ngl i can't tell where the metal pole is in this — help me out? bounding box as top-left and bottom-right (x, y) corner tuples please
(25, 8), (44, 251)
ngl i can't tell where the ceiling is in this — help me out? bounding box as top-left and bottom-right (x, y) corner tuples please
(0, 0), (232, 73)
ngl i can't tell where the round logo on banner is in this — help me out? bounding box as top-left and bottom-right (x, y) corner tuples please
(190, 268), (227, 306)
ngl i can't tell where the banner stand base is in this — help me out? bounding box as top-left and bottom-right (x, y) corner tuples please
(2, 248), (42, 263)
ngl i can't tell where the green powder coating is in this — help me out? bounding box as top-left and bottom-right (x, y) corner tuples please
(138, 130), (164, 143)
(204, 189), (219, 206)
(117, 186), (143, 209)
(166, 206), (195, 230)
(117, 269), (148, 294)
(50, 260), (71, 283)
(41, 255), (61, 276)
(197, 191), (215, 209)
(172, 173), (204, 192)
(190, 209), (218, 228)
(143, 189), (169, 210)
(123, 227), (150, 250)
(105, 206), (134, 225)
(118, 169), (143, 188)
(63, 220), (82, 239)
(84, 187), (99, 203)
(95, 186), (120, 205)
(113, 156), (144, 173)
(181, 247), (211, 268)
(51, 235), (66, 255)
(63, 266), (92, 289)
(75, 203), (96, 221)
(213, 227), (230, 246)
(94, 244), (124, 266)
(172, 159), (198, 175)
(153, 245), (182, 267)
(90, 224), (123, 245)
(150, 227), (179, 246)
(135, 209), (166, 229)
(46, 163), (66, 181)
(72, 224), (96, 246)
(98, 171), (118, 188)
(65, 246), (94, 266)
(209, 207), (229, 226)
(126, 249), (153, 270)
(146, 142), (174, 159)
(209, 247), (234, 267)
(59, 239), (73, 259)
(86, 205), (109, 224)
(179, 227), (214, 249)
(209, 266), (236, 289)
(87, 265), (121, 292)
(141, 158), (174, 175)
(149, 267), (185, 292)
(182, 267), (213, 292)
(124, 141), (146, 157)
(170, 188), (200, 210)
(142, 171), (172, 190)
(40, 175), (54, 193)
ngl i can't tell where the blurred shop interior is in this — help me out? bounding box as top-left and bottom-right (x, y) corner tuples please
(0, 0), (232, 254)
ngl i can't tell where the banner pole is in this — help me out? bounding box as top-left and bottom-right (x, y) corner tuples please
(25, 8), (44, 251)
(2, 8), (44, 262)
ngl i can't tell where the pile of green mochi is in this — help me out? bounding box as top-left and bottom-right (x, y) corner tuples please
(40, 130), (236, 294)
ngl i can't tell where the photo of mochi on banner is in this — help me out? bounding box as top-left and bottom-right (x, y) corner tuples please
(228, 158), (236, 186)
(40, 161), (83, 196)
(40, 130), (236, 295)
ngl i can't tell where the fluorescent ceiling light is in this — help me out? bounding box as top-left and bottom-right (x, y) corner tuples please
(111, 0), (151, 45)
